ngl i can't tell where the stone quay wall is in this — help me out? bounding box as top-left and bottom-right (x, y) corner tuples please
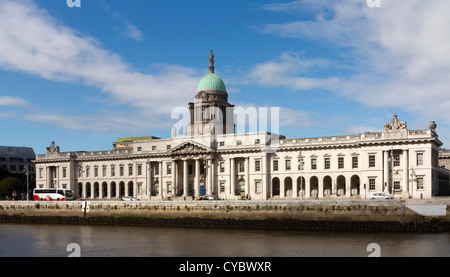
(1, 199), (450, 232)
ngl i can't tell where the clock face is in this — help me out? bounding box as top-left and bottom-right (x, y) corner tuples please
(201, 93), (206, 98)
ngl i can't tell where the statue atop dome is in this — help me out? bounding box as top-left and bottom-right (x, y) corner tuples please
(209, 50), (215, 73)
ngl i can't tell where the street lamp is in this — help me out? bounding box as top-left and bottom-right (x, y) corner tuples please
(23, 164), (29, 201)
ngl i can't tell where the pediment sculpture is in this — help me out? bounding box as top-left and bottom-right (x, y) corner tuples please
(172, 142), (208, 154)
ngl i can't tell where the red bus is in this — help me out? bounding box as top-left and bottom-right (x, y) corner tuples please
(33, 188), (74, 201)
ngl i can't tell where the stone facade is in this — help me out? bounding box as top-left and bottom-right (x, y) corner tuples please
(34, 54), (446, 200)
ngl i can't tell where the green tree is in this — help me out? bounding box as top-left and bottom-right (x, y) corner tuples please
(0, 177), (22, 198)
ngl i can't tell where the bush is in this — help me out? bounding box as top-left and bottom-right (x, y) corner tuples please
(0, 177), (22, 197)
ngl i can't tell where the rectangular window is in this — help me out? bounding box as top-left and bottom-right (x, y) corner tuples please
(369, 179), (376, 191)
(166, 145), (171, 150)
(167, 163), (172, 175)
(237, 140), (242, 146)
(239, 161), (245, 173)
(338, 157), (344, 169)
(286, 160), (291, 171)
(255, 181), (261, 193)
(102, 167), (106, 177)
(86, 167), (90, 177)
(188, 164), (192, 175)
(255, 139), (260, 145)
(311, 158), (317, 170)
(62, 168), (67, 178)
(220, 182), (225, 193)
(128, 166), (133, 176)
(393, 154), (400, 167)
(220, 162), (225, 173)
(40, 168), (43, 179)
(111, 166), (115, 177)
(394, 181), (401, 191)
(137, 165), (142, 176)
(324, 158), (330, 169)
(273, 160), (279, 171)
(167, 183), (172, 193)
(219, 141), (225, 147)
(417, 153), (423, 166)
(298, 159), (304, 170)
(152, 146), (156, 151)
(120, 166), (124, 177)
(94, 167), (98, 177)
(255, 160), (261, 172)
(137, 147), (142, 152)
(155, 164), (160, 175)
(417, 177), (424, 190)
(369, 155), (376, 168)
(352, 157), (358, 169)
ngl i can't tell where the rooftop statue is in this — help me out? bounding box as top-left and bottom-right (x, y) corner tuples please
(46, 141), (60, 153)
(384, 113), (407, 131)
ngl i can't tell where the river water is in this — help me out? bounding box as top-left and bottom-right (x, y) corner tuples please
(1, 223), (449, 257)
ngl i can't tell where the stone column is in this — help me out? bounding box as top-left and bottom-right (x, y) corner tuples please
(195, 159), (200, 197)
(183, 160), (188, 196)
(172, 160), (176, 196)
(383, 151), (389, 193)
(159, 161), (163, 199)
(82, 182), (87, 199)
(99, 182), (103, 199)
(280, 177), (285, 198)
(305, 178), (310, 198)
(245, 157), (249, 197)
(90, 183), (94, 199)
(402, 150), (409, 196)
(345, 177), (351, 197)
(318, 177), (324, 198)
(124, 181), (129, 197)
(230, 158), (235, 197)
(147, 162), (152, 199)
(262, 152), (269, 200)
(293, 178), (298, 198)
(207, 159), (213, 196)
(116, 182), (119, 199)
(46, 167), (51, 188)
(107, 182), (111, 199)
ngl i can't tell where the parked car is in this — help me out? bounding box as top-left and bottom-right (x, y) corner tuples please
(121, 196), (139, 201)
(369, 192), (393, 200)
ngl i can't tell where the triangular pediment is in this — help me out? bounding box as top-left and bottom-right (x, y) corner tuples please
(169, 141), (210, 155)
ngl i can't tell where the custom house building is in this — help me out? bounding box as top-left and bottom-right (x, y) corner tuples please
(34, 52), (448, 200)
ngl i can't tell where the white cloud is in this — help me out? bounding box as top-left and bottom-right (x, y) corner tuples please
(254, 0), (450, 124)
(0, 96), (28, 106)
(123, 21), (144, 42)
(0, 0), (200, 132)
(245, 51), (340, 91)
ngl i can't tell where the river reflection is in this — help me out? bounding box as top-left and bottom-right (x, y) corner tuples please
(1, 223), (449, 257)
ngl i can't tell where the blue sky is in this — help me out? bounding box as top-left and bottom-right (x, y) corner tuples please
(0, 0), (449, 153)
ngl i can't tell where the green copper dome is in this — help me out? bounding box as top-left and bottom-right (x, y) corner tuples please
(196, 72), (227, 92)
